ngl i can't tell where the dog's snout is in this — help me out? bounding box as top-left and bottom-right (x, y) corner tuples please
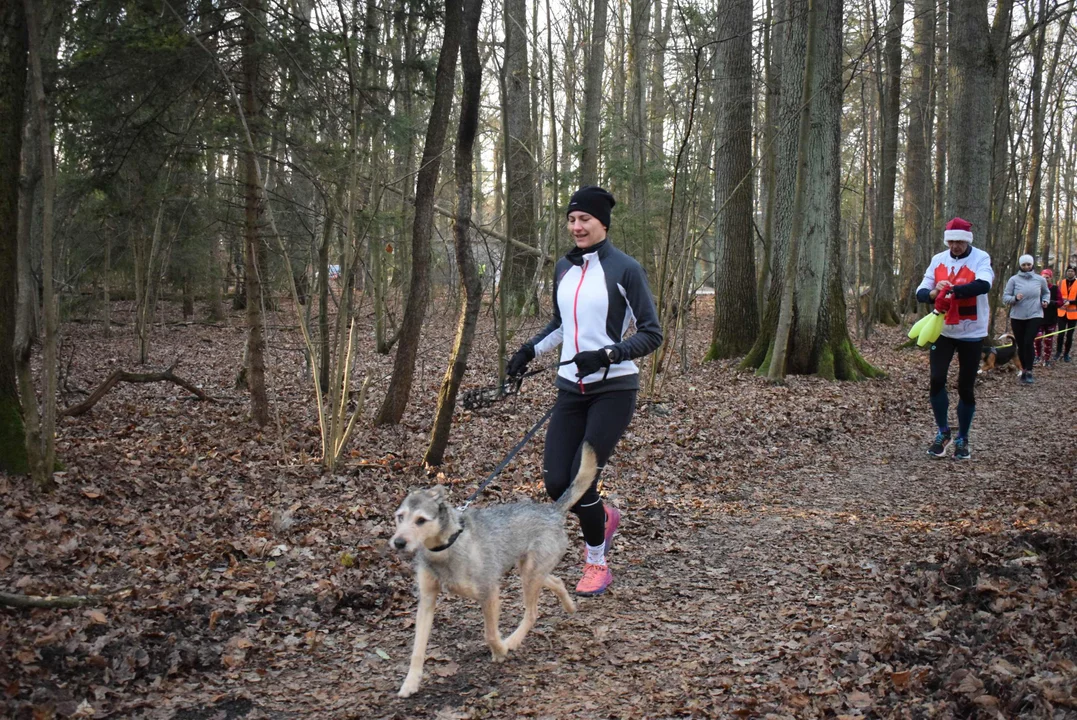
(393, 537), (406, 550)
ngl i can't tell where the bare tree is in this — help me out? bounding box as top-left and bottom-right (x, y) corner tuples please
(706, 0), (758, 360)
(869, 0), (903, 327)
(425, 0), (485, 466)
(580, 0), (608, 183)
(0, 0), (27, 475)
(747, 0), (879, 381)
(502, 0), (538, 313)
(899, 0), (936, 313)
(946, 0), (999, 239)
(241, 0), (269, 426)
(375, 0), (464, 425)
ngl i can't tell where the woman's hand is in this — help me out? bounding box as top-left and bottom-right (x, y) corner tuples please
(1016, 293), (1024, 301)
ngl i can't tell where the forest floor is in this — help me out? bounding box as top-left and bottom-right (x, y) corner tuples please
(1, 298), (1075, 720)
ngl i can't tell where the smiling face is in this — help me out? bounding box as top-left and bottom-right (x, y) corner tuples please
(567, 211), (607, 249)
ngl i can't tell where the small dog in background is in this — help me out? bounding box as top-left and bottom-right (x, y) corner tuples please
(390, 443), (598, 698)
(980, 333), (1021, 374)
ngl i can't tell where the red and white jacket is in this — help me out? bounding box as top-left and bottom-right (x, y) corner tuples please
(916, 246), (994, 340)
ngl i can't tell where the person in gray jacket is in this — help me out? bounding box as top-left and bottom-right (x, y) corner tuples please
(1003, 254), (1050, 384)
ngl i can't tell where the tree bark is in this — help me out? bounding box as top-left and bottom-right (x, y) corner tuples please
(1023, 0), (1047, 257)
(706, 0), (758, 360)
(870, 0), (903, 327)
(242, 0), (269, 426)
(425, 0), (484, 466)
(375, 0), (463, 425)
(579, 0), (607, 184)
(0, 0), (27, 475)
(23, 0), (58, 487)
(945, 0), (997, 241)
(745, 0), (880, 381)
(502, 0), (538, 313)
(899, 0), (935, 313)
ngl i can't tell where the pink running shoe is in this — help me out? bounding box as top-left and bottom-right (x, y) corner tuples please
(602, 505), (621, 555)
(582, 505), (622, 562)
(575, 563), (613, 596)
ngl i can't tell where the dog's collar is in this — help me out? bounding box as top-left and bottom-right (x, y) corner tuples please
(427, 524), (465, 553)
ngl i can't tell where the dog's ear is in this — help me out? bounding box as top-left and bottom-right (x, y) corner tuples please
(427, 486), (449, 502)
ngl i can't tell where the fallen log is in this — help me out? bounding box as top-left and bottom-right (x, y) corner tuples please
(0, 591), (97, 609)
(0, 587), (133, 609)
(60, 362), (212, 417)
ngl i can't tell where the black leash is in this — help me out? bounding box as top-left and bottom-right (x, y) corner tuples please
(457, 355), (609, 510)
(458, 402), (555, 511)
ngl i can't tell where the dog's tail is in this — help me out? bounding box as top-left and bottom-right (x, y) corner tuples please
(555, 443), (598, 516)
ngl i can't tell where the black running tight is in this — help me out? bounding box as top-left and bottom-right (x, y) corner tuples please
(543, 388), (637, 547)
(1011, 317), (1041, 372)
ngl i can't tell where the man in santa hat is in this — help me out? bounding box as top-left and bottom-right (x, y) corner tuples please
(915, 217), (994, 460)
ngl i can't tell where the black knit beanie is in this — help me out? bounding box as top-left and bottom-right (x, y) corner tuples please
(566, 186), (616, 230)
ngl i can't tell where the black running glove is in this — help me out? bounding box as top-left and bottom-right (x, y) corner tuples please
(506, 345), (535, 377)
(572, 349), (613, 378)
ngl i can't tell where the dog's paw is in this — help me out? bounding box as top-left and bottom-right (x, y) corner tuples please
(490, 646), (508, 663)
(398, 675), (421, 697)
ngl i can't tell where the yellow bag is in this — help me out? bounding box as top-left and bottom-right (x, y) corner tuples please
(916, 312), (945, 346)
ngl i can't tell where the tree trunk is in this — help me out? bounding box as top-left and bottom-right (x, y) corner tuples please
(627, 0), (649, 212)
(870, 0), (903, 327)
(706, 0), (757, 360)
(1023, 0), (1047, 257)
(899, 0), (935, 313)
(0, 0), (27, 475)
(1036, 7), (1071, 265)
(502, 0), (538, 314)
(318, 202), (333, 395)
(758, 0), (780, 322)
(945, 0), (997, 240)
(425, 0), (484, 466)
(930, 0), (947, 272)
(242, 0), (269, 427)
(22, 0), (58, 486)
(579, 0), (607, 184)
(745, 0), (879, 381)
(205, 150), (226, 322)
(375, 0), (463, 426)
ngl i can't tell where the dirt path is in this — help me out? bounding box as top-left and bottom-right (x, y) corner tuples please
(3, 317), (1074, 719)
(256, 335), (1076, 719)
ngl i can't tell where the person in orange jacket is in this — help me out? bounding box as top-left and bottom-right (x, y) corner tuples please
(1057, 265), (1077, 362)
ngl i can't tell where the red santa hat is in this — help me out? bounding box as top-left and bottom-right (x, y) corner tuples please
(944, 217), (973, 245)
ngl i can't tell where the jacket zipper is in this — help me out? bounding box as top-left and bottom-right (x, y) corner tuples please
(572, 260), (589, 393)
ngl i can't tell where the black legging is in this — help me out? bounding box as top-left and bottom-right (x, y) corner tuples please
(1011, 317), (1041, 372)
(1059, 317), (1077, 356)
(543, 388), (637, 547)
(929, 335), (981, 406)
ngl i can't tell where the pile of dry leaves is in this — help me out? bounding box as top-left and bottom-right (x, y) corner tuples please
(1, 299), (1074, 719)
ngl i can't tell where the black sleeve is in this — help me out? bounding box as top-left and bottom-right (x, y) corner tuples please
(952, 279), (991, 298)
(611, 262), (663, 361)
(916, 288), (933, 304)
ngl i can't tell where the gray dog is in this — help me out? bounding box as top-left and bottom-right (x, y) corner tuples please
(390, 443), (598, 697)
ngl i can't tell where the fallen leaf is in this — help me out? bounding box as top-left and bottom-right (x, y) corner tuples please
(846, 691), (873, 709)
(432, 661), (459, 677)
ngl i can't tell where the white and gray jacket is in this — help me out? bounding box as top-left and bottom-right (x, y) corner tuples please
(525, 239), (663, 394)
(1003, 271), (1050, 320)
